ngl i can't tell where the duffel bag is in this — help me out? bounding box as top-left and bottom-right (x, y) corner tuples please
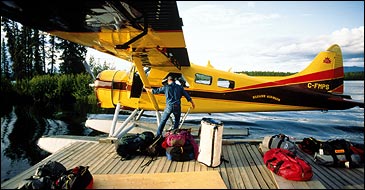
(262, 133), (298, 154)
(314, 139), (360, 168)
(264, 148), (313, 181)
(298, 137), (321, 155)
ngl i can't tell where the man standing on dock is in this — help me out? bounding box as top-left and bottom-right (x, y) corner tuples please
(144, 76), (195, 136)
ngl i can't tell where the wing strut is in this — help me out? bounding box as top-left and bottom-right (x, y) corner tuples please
(133, 58), (162, 126)
(115, 16), (148, 50)
(133, 58), (160, 111)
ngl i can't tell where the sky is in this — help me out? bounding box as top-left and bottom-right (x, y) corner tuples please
(175, 1), (364, 72)
(69, 1), (364, 72)
(2, 1), (361, 73)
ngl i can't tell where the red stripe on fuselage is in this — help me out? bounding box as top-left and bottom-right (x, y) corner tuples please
(236, 67), (343, 91)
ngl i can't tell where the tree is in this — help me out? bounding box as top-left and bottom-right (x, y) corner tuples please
(19, 24), (33, 79)
(32, 29), (43, 75)
(2, 17), (22, 80)
(88, 55), (116, 77)
(1, 39), (10, 78)
(40, 33), (47, 73)
(57, 39), (87, 74)
(47, 35), (57, 74)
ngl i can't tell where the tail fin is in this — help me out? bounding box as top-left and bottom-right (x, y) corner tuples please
(296, 44), (344, 94)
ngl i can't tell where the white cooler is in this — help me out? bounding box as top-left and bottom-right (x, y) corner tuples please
(197, 118), (224, 167)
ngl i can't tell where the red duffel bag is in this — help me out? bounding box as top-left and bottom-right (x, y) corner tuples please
(263, 148), (313, 181)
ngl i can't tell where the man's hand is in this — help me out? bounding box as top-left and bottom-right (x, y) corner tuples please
(190, 100), (196, 109)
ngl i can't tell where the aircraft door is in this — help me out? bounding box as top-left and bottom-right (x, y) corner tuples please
(129, 67), (150, 98)
(130, 72), (143, 98)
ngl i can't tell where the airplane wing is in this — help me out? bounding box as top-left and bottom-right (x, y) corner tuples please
(0, 1), (190, 69)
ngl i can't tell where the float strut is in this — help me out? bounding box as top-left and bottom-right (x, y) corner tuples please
(116, 123), (136, 139)
(109, 103), (121, 137)
(112, 108), (139, 137)
(135, 109), (144, 121)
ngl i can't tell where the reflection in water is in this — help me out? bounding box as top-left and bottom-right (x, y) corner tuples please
(1, 101), (110, 182)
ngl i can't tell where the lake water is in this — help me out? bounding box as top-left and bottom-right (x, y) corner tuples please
(1, 80), (364, 183)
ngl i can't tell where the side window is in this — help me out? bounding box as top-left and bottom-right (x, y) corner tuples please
(218, 78), (235, 89)
(195, 73), (212, 85)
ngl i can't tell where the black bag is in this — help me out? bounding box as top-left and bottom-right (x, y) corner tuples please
(314, 139), (353, 167)
(139, 131), (155, 152)
(17, 176), (53, 190)
(299, 137), (321, 155)
(144, 135), (166, 157)
(115, 131), (155, 160)
(34, 160), (67, 180)
(17, 161), (67, 190)
(140, 135), (166, 168)
(53, 166), (93, 190)
(166, 140), (195, 161)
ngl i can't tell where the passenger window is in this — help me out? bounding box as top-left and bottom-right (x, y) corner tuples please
(218, 78), (235, 89)
(195, 73), (212, 85)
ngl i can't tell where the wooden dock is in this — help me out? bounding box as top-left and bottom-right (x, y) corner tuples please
(1, 141), (364, 189)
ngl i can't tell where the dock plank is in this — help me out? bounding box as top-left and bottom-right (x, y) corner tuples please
(231, 144), (254, 189)
(248, 144), (277, 189)
(2, 141), (363, 189)
(222, 146), (237, 189)
(237, 144), (266, 189)
(218, 153), (232, 189)
(91, 171), (227, 189)
(226, 144), (246, 188)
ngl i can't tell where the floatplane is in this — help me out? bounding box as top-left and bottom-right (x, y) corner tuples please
(1, 1), (363, 153)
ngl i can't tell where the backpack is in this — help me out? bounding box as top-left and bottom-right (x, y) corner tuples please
(165, 129), (188, 147)
(53, 166), (93, 189)
(115, 131), (155, 160)
(166, 140), (195, 161)
(144, 135), (166, 157)
(164, 128), (199, 159)
(264, 148), (313, 181)
(17, 161), (66, 190)
(138, 131), (155, 154)
(34, 160), (67, 180)
(314, 139), (358, 168)
(140, 135), (168, 168)
(298, 137), (321, 155)
(17, 176), (53, 190)
(262, 134), (298, 154)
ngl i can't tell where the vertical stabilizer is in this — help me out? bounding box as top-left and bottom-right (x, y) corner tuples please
(295, 44), (344, 94)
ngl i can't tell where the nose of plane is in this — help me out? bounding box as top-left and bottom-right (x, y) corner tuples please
(93, 70), (127, 108)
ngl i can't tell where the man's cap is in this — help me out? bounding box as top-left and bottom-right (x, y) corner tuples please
(167, 76), (174, 80)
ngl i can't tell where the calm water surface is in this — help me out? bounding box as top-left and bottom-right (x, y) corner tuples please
(1, 80), (364, 183)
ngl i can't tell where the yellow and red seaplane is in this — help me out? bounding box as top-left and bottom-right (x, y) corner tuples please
(1, 1), (363, 147)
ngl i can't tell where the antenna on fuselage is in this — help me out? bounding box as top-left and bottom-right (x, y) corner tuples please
(206, 60), (214, 68)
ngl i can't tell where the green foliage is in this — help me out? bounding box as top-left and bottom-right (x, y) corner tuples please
(344, 72), (364, 80)
(12, 74), (95, 103)
(72, 73), (94, 101)
(236, 71), (296, 76)
(29, 75), (57, 102)
(56, 74), (75, 98)
(0, 76), (14, 95)
(14, 78), (31, 97)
